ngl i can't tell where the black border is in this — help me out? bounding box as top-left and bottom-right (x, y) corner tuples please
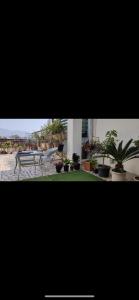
(0, 114), (139, 299)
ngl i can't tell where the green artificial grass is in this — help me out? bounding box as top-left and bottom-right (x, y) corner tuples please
(24, 170), (104, 181)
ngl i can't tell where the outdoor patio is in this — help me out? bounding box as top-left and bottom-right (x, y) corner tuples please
(0, 119), (139, 181)
(0, 153), (136, 181)
(0, 153), (57, 181)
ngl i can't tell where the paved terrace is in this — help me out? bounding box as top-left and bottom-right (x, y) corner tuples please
(0, 153), (57, 181)
(0, 153), (136, 181)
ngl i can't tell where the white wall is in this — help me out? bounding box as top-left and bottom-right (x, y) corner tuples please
(67, 119), (82, 160)
(95, 119), (139, 175)
(95, 119), (139, 143)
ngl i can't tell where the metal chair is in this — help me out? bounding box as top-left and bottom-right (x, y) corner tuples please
(14, 151), (44, 180)
(40, 147), (58, 175)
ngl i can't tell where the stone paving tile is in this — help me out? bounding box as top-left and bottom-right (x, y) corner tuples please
(0, 153), (57, 181)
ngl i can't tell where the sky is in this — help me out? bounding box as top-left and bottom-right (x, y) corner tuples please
(0, 119), (49, 133)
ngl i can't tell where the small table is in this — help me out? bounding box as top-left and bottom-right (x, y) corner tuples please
(14, 151), (44, 179)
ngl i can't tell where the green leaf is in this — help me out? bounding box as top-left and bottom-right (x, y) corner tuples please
(125, 155), (139, 162)
(117, 141), (123, 154)
(121, 139), (133, 158)
(125, 146), (138, 157)
(124, 149), (139, 161)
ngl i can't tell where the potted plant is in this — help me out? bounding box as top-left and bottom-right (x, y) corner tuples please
(63, 159), (70, 172)
(82, 157), (97, 172)
(1, 142), (8, 154)
(97, 164), (110, 178)
(58, 143), (64, 152)
(82, 143), (88, 159)
(102, 139), (139, 181)
(70, 161), (74, 171)
(96, 130), (118, 178)
(82, 141), (92, 159)
(55, 161), (63, 173)
(18, 146), (23, 153)
(72, 153), (80, 170)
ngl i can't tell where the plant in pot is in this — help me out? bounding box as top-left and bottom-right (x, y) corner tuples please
(18, 146), (23, 153)
(63, 159), (70, 172)
(70, 160), (74, 171)
(82, 141), (92, 159)
(101, 139), (139, 181)
(97, 130), (118, 178)
(1, 142), (8, 154)
(91, 157), (98, 174)
(82, 143), (88, 159)
(82, 156), (98, 172)
(72, 153), (80, 170)
(55, 161), (63, 173)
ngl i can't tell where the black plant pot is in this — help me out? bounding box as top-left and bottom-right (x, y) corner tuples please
(93, 168), (98, 174)
(58, 144), (64, 152)
(74, 163), (80, 170)
(70, 165), (74, 171)
(98, 165), (110, 178)
(64, 165), (69, 172)
(56, 165), (63, 173)
(1, 151), (8, 154)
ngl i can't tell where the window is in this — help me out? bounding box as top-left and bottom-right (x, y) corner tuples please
(82, 119), (88, 138)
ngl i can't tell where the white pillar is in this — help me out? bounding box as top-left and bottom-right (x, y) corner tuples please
(92, 119), (97, 138)
(88, 119), (93, 142)
(67, 119), (82, 160)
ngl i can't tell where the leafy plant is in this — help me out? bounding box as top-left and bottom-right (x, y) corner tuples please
(101, 130), (118, 153)
(63, 159), (71, 165)
(55, 161), (63, 173)
(55, 161), (63, 167)
(18, 146), (23, 152)
(72, 153), (80, 163)
(97, 139), (139, 173)
(89, 157), (98, 167)
(99, 130), (118, 165)
(41, 120), (65, 144)
(134, 139), (139, 148)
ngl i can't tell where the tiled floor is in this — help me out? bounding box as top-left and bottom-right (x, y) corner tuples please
(0, 153), (57, 181)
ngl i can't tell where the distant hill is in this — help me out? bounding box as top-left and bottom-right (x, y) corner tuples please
(0, 128), (31, 138)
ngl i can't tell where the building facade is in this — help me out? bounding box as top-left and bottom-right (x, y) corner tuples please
(67, 119), (139, 175)
(60, 119), (89, 138)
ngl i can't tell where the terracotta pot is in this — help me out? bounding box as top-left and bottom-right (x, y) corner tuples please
(83, 161), (93, 171)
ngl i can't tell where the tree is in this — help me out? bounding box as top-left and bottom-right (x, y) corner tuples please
(0, 142), (11, 153)
(40, 120), (65, 144)
(32, 132), (40, 140)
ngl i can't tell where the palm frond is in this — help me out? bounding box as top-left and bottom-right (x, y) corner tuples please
(124, 149), (139, 161)
(125, 155), (139, 162)
(117, 141), (123, 154)
(106, 142), (118, 159)
(121, 139), (133, 156)
(125, 146), (138, 157)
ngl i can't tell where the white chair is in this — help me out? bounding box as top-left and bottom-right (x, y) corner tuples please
(41, 147), (58, 175)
